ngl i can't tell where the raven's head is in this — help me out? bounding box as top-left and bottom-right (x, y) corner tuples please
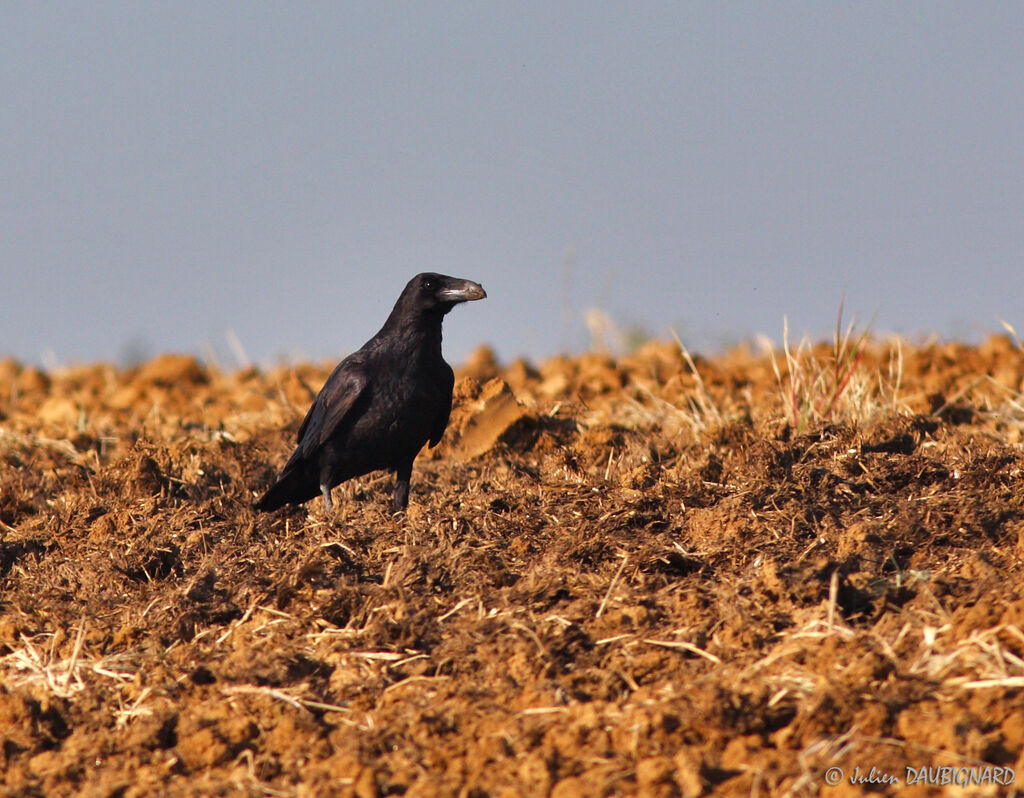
(401, 272), (487, 315)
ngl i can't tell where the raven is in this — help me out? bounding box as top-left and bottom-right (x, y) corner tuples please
(256, 273), (486, 514)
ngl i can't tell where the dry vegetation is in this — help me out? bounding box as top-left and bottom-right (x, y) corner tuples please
(2, 334), (1024, 796)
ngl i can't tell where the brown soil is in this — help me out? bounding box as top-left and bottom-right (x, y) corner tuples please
(2, 337), (1024, 796)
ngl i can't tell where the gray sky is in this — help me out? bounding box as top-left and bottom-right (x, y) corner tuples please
(4, 4), (1023, 368)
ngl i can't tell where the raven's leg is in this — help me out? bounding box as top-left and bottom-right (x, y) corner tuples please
(319, 451), (338, 514)
(392, 461), (413, 512)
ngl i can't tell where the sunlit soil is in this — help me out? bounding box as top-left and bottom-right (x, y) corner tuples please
(2, 336), (1023, 796)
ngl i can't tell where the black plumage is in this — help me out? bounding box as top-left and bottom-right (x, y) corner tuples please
(256, 272), (486, 513)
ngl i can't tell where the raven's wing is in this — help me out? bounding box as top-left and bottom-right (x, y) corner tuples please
(428, 362), (455, 448)
(296, 354), (370, 458)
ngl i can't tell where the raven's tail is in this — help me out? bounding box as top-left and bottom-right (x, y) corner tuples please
(255, 465), (321, 512)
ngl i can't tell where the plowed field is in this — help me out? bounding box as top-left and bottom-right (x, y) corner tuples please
(2, 336), (1024, 796)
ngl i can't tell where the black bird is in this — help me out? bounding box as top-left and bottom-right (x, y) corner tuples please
(257, 273), (486, 514)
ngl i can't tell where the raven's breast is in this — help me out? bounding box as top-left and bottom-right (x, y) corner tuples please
(343, 360), (447, 469)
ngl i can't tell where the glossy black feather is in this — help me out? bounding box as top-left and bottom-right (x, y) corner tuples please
(256, 272), (485, 513)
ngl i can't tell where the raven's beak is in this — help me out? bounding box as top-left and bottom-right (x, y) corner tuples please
(438, 279), (487, 303)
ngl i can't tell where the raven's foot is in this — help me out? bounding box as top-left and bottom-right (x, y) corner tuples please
(391, 482), (410, 513)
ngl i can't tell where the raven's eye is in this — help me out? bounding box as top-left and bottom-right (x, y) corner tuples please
(422, 278), (435, 291)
